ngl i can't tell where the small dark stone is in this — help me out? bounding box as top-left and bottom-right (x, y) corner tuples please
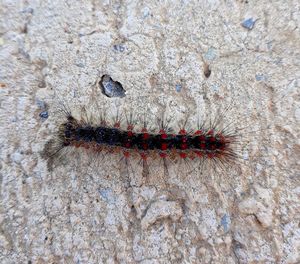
(175, 84), (182, 92)
(242, 18), (256, 30)
(76, 62), (85, 68)
(113, 44), (125, 52)
(21, 7), (34, 14)
(39, 111), (48, 119)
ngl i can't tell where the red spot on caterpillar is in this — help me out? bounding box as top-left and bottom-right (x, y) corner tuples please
(207, 129), (214, 136)
(143, 133), (149, 140)
(159, 152), (167, 158)
(179, 152), (187, 159)
(127, 125), (134, 131)
(199, 135), (205, 142)
(123, 151), (130, 158)
(161, 143), (168, 151)
(159, 129), (168, 140)
(194, 130), (202, 135)
(209, 136), (216, 142)
(179, 129), (186, 135)
(114, 122), (120, 128)
(161, 134), (167, 140)
(208, 153), (215, 159)
(142, 143), (148, 150)
(181, 143), (188, 150)
(140, 152), (148, 160)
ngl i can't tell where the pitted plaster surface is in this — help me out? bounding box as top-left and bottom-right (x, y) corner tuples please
(0, 1), (299, 263)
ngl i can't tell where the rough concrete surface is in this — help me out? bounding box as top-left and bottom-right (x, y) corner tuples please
(0, 0), (300, 263)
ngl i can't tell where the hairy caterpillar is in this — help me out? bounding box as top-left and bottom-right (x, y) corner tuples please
(41, 106), (251, 189)
(40, 77), (296, 187)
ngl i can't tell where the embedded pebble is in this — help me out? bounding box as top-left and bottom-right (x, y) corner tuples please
(255, 74), (267, 81)
(242, 18), (256, 30)
(39, 111), (48, 119)
(175, 84), (182, 92)
(221, 213), (231, 232)
(113, 44), (125, 52)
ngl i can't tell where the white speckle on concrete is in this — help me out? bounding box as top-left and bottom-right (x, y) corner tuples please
(11, 152), (23, 164)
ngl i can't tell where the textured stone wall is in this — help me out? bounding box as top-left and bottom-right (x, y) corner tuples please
(0, 1), (299, 263)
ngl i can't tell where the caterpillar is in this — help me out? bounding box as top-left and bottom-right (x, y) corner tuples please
(40, 77), (295, 187)
(43, 105), (236, 167)
(41, 98), (251, 189)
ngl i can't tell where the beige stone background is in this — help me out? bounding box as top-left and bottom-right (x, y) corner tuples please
(1, 0), (300, 263)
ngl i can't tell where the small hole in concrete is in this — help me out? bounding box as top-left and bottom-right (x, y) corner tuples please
(204, 64), (211, 78)
(99, 75), (126, 98)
